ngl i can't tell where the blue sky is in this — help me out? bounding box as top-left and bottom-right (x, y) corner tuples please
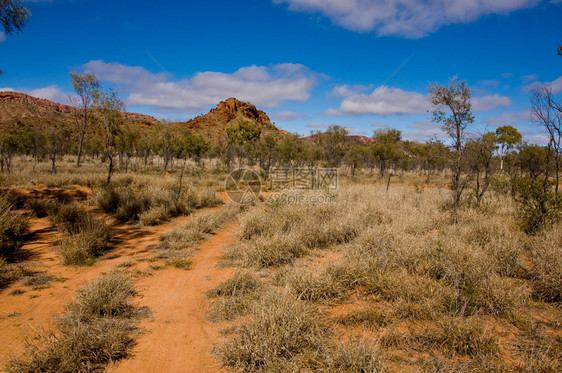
(1, 0), (561, 143)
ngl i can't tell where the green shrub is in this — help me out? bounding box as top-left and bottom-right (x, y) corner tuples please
(514, 178), (561, 234)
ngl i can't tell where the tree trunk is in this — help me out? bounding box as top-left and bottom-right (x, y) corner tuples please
(76, 110), (87, 166)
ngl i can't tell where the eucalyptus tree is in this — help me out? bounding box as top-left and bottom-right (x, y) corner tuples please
(70, 72), (102, 166)
(428, 77), (474, 223)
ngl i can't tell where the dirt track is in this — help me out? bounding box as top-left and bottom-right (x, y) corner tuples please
(0, 206), (237, 372)
(111, 221), (238, 373)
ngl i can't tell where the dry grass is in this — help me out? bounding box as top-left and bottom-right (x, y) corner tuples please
(160, 204), (239, 250)
(335, 308), (391, 330)
(529, 223), (562, 303)
(0, 196), (29, 258)
(56, 214), (111, 266)
(422, 318), (499, 357)
(93, 176), (222, 224)
(6, 270), (142, 373)
(67, 270), (135, 318)
(326, 338), (385, 372)
(214, 183), (560, 371)
(213, 291), (329, 371)
(206, 271), (262, 322)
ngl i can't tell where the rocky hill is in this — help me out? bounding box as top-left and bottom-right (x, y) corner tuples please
(0, 93), (289, 144)
(181, 98), (289, 141)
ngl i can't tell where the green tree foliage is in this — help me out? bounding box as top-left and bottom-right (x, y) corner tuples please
(495, 125), (522, 170)
(277, 134), (309, 167)
(346, 143), (369, 177)
(314, 125), (349, 167)
(181, 132), (210, 163)
(0, 0), (29, 35)
(0, 130), (18, 173)
(256, 133), (280, 172)
(96, 89), (125, 185)
(152, 123), (181, 175)
(429, 77), (474, 223)
(45, 127), (69, 174)
(115, 125), (139, 172)
(371, 128), (403, 176)
(464, 132), (497, 203)
(70, 73), (102, 167)
(226, 121), (262, 166)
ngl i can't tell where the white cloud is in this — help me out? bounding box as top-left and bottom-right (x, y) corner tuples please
(370, 122), (388, 128)
(484, 111), (531, 127)
(1, 85), (70, 104)
(472, 94), (512, 111)
(273, 0), (539, 38)
(327, 85), (429, 116)
(501, 72), (513, 79)
(524, 76), (562, 94)
(81, 60), (319, 113)
(521, 73), (539, 83)
(403, 121), (446, 142)
(0, 32), (5, 43)
(478, 79), (500, 88)
(26, 85), (67, 102)
(272, 111), (309, 121)
(305, 122), (363, 135)
(326, 85), (511, 117)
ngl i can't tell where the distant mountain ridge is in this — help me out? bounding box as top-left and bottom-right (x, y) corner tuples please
(0, 92), (290, 143)
(0, 91), (159, 123)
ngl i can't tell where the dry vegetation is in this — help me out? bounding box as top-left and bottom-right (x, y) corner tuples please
(1, 155), (561, 372)
(211, 182), (562, 372)
(6, 270), (144, 373)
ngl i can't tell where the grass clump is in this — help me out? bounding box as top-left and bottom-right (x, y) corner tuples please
(228, 191), (385, 268)
(529, 223), (562, 303)
(206, 270), (261, 298)
(94, 181), (222, 224)
(214, 291), (329, 371)
(326, 339), (385, 372)
(160, 204), (239, 250)
(335, 308), (391, 330)
(20, 271), (54, 289)
(24, 198), (59, 218)
(67, 270), (135, 318)
(6, 270), (142, 373)
(166, 257), (192, 270)
(0, 258), (33, 290)
(6, 316), (137, 373)
(56, 215), (110, 266)
(280, 265), (346, 302)
(206, 271), (261, 321)
(422, 318), (499, 357)
(0, 197), (29, 258)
